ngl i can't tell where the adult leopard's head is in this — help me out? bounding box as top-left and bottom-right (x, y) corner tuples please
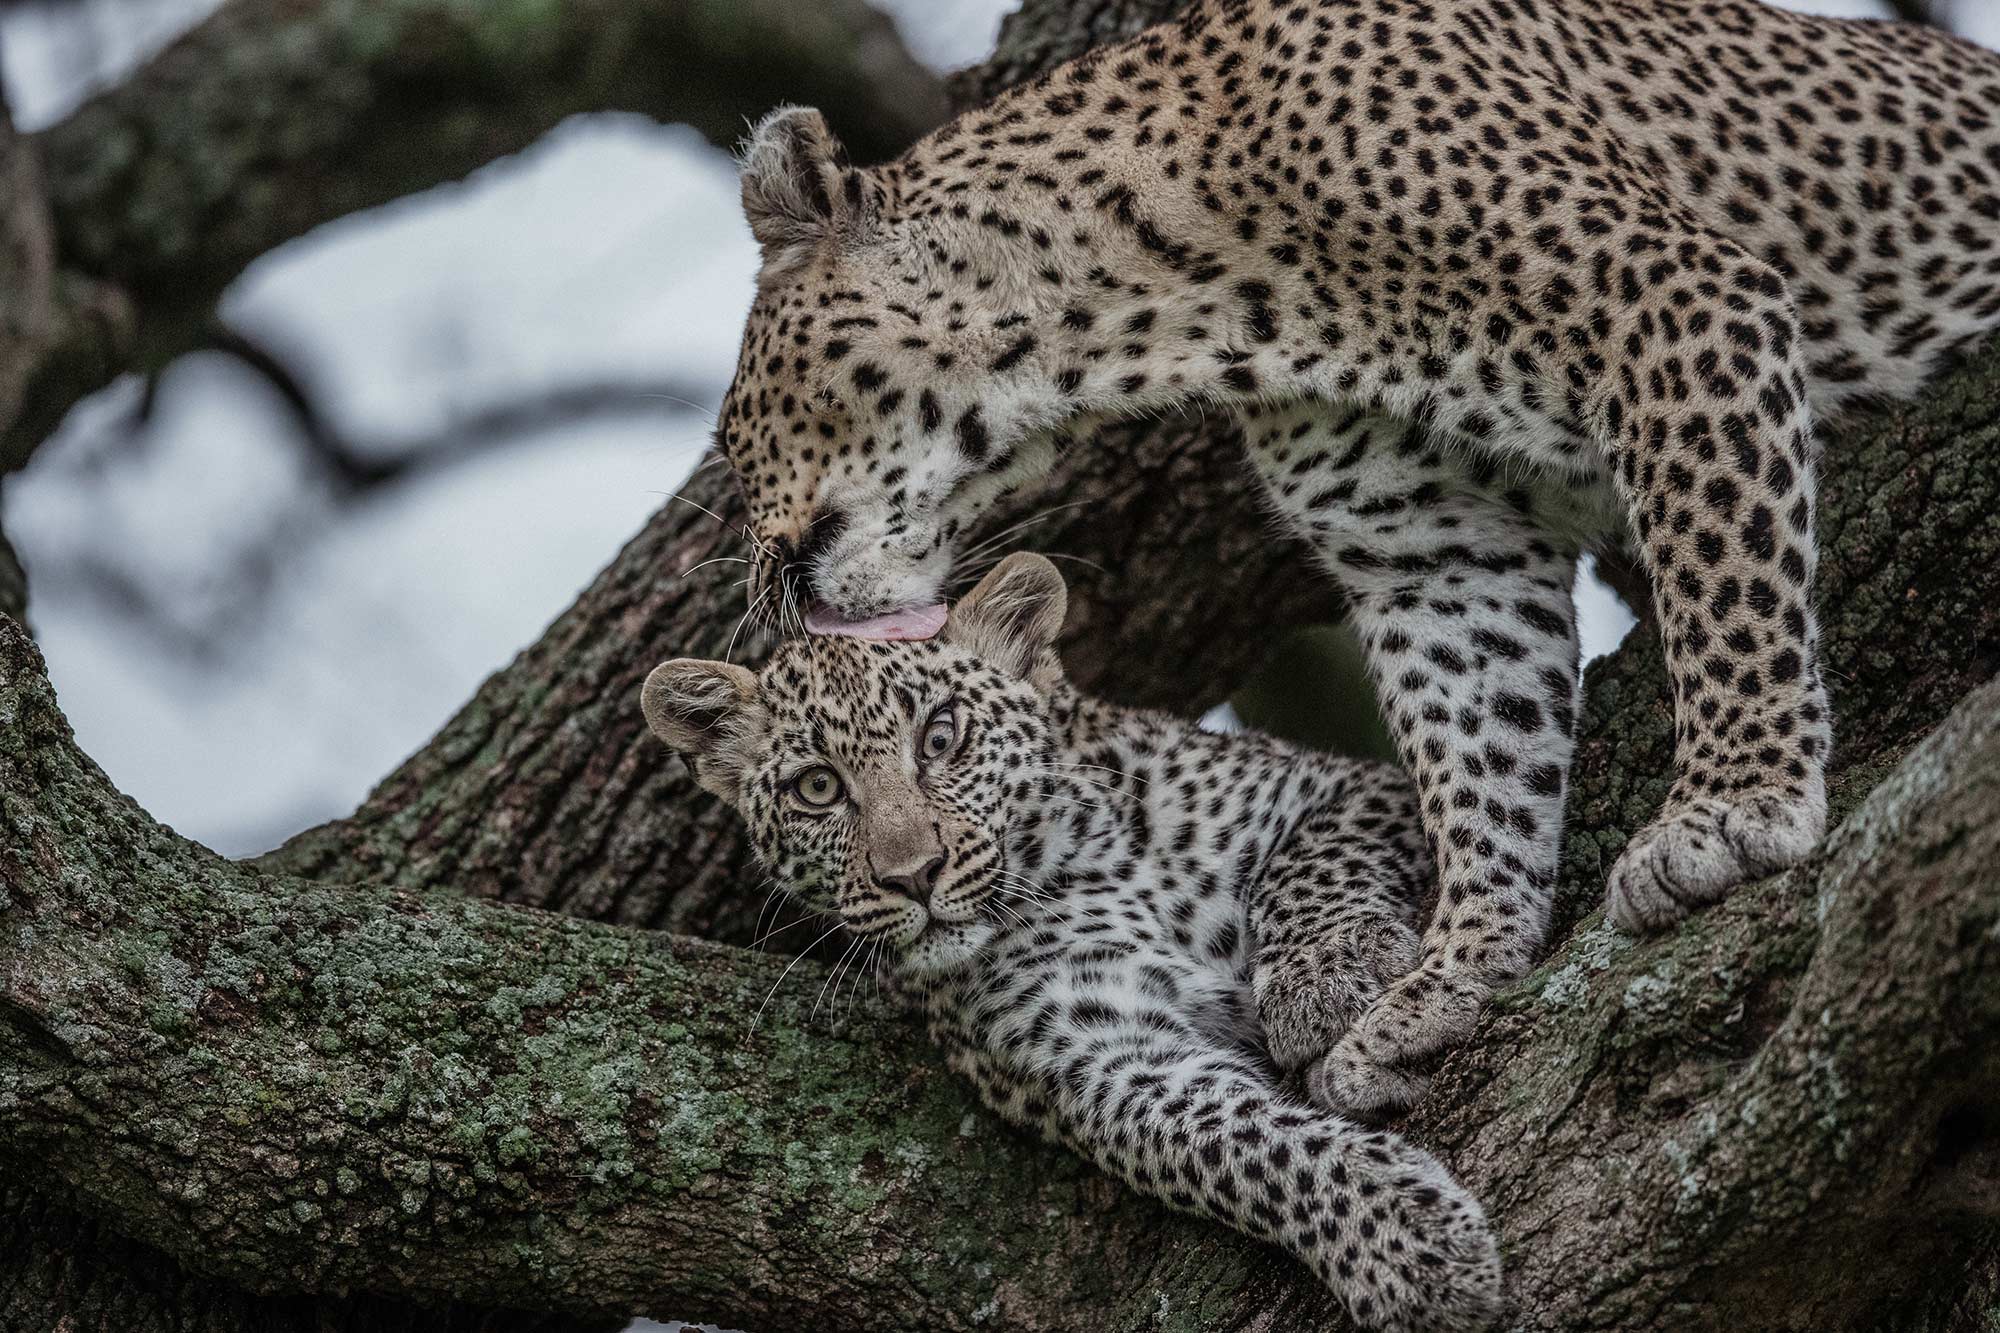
(642, 554), (1069, 977)
(718, 106), (1087, 636)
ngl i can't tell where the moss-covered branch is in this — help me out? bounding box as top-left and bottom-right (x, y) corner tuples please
(4, 609), (1996, 1331)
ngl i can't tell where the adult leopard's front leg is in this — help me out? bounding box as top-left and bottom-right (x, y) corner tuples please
(1586, 244), (1832, 933)
(1247, 404), (1582, 1119)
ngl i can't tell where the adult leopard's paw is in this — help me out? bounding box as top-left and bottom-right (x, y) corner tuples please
(1255, 916), (1420, 1071)
(1606, 787), (1825, 934)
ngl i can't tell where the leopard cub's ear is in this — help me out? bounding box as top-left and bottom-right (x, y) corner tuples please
(641, 659), (762, 802)
(947, 552), (1068, 691)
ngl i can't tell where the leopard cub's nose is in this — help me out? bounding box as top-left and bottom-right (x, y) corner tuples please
(874, 853), (947, 904)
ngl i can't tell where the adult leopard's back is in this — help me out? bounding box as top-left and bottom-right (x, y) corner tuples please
(1514, 0), (2000, 400)
(709, 0), (2000, 1118)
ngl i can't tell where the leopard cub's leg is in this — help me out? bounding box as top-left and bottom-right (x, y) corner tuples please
(1037, 1037), (1502, 1333)
(1584, 247), (1833, 933)
(1249, 766), (1429, 1073)
(1246, 402), (1582, 1120)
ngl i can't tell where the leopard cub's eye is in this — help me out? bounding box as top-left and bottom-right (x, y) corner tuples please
(792, 765), (845, 809)
(920, 707), (958, 760)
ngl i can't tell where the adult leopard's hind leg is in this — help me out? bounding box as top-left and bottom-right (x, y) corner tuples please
(1580, 244), (1833, 934)
(1246, 403), (1582, 1119)
(1249, 765), (1429, 1073)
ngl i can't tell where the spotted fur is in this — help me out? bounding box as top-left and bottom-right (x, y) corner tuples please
(644, 555), (1504, 1332)
(710, 0), (2000, 1115)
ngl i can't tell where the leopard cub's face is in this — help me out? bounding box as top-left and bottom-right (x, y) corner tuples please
(643, 554), (1070, 977)
(740, 638), (1051, 977)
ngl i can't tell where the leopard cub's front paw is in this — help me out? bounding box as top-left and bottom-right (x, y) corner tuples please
(1306, 1032), (1431, 1123)
(1254, 917), (1419, 1071)
(1304, 964), (1491, 1121)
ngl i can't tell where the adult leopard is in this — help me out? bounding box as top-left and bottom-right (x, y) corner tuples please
(711, 0), (2000, 1117)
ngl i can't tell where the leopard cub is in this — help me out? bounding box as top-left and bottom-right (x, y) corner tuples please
(643, 553), (1502, 1332)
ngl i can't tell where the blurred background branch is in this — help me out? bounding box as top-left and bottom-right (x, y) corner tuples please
(0, 96), (52, 621)
(197, 323), (716, 494)
(6, 0), (951, 471)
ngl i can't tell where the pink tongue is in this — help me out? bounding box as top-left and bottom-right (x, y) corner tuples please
(804, 602), (949, 641)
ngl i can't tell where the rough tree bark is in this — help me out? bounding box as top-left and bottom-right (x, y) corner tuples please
(2, 0), (1998, 1329)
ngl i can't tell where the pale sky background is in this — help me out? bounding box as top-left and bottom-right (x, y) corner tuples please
(3, 0), (1993, 1329)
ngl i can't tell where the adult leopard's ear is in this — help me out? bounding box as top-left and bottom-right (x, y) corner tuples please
(948, 552), (1069, 690)
(739, 105), (876, 261)
(641, 658), (762, 802)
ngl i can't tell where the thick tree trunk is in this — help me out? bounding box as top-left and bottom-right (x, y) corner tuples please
(3, 0), (1999, 1329)
(3, 583), (1997, 1332)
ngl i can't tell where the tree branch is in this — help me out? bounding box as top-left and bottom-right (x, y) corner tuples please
(3, 611), (1995, 1332)
(5, 0), (951, 471)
